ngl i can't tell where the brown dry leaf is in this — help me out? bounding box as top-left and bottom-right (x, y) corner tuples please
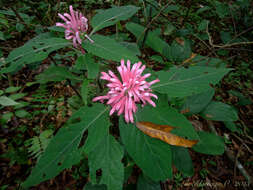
(175, 37), (185, 45)
(136, 121), (198, 148)
(180, 108), (190, 114)
(182, 53), (197, 64)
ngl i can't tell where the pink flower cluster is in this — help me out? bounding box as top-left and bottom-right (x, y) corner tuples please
(56, 5), (88, 47)
(93, 60), (160, 123)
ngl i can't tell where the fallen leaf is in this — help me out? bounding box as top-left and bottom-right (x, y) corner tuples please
(136, 122), (198, 148)
(175, 37), (185, 46)
(180, 108), (190, 114)
(182, 53), (197, 64)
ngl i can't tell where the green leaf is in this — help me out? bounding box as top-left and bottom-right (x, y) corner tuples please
(22, 104), (108, 188)
(83, 34), (139, 62)
(164, 22), (176, 36)
(91, 5), (140, 34)
(152, 66), (231, 97)
(137, 104), (199, 140)
(82, 105), (123, 190)
(193, 131), (225, 155)
(5, 86), (21, 93)
(224, 121), (240, 133)
(215, 1), (229, 18)
(198, 20), (209, 31)
(120, 119), (173, 181)
(228, 90), (251, 106)
(9, 93), (26, 100)
(163, 39), (191, 62)
(181, 88), (215, 114)
(126, 22), (170, 54)
(120, 42), (141, 56)
(1, 34), (71, 74)
(84, 54), (99, 79)
(0, 96), (19, 106)
(191, 55), (227, 68)
(83, 183), (107, 190)
(172, 146), (193, 177)
(201, 101), (238, 121)
(15, 110), (30, 118)
(1, 112), (13, 123)
(36, 65), (80, 83)
(25, 130), (53, 159)
(74, 55), (87, 70)
(0, 31), (5, 40)
(137, 174), (161, 190)
(87, 135), (124, 190)
(81, 80), (89, 105)
(16, 23), (25, 32)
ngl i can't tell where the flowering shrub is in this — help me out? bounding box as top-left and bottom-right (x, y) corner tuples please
(0, 2), (237, 190)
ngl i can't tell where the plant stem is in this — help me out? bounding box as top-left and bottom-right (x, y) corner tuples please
(207, 121), (252, 185)
(141, 4), (152, 49)
(66, 79), (82, 100)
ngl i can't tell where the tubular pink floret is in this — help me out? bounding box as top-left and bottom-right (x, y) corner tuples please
(56, 5), (89, 47)
(93, 60), (160, 123)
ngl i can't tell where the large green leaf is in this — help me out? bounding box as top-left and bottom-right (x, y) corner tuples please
(126, 22), (170, 54)
(1, 33), (70, 74)
(162, 39), (191, 62)
(83, 53), (99, 79)
(181, 87), (215, 114)
(193, 131), (225, 155)
(120, 119), (173, 182)
(82, 108), (124, 190)
(137, 104), (199, 140)
(83, 183), (107, 190)
(81, 79), (89, 105)
(171, 146), (193, 177)
(22, 104), (108, 188)
(200, 101), (238, 121)
(35, 65), (80, 83)
(152, 66), (231, 97)
(91, 5), (140, 34)
(137, 174), (161, 190)
(83, 35), (139, 62)
(86, 134), (124, 190)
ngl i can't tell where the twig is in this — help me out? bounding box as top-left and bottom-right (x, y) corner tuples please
(218, 47), (253, 52)
(228, 3), (237, 35)
(181, 0), (192, 27)
(145, 0), (168, 19)
(141, 0), (147, 23)
(228, 25), (253, 44)
(231, 133), (253, 154)
(54, 0), (61, 23)
(234, 145), (243, 180)
(191, 34), (218, 57)
(141, 3), (152, 49)
(115, 0), (121, 41)
(207, 121), (252, 185)
(137, 1), (171, 44)
(207, 23), (253, 48)
(66, 79), (82, 100)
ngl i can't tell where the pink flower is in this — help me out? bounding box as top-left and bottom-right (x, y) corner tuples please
(93, 60), (160, 123)
(56, 5), (90, 47)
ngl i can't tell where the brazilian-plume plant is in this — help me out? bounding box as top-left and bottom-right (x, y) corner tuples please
(0, 3), (237, 190)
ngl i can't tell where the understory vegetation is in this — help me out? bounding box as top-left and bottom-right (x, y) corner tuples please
(0, 0), (252, 189)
